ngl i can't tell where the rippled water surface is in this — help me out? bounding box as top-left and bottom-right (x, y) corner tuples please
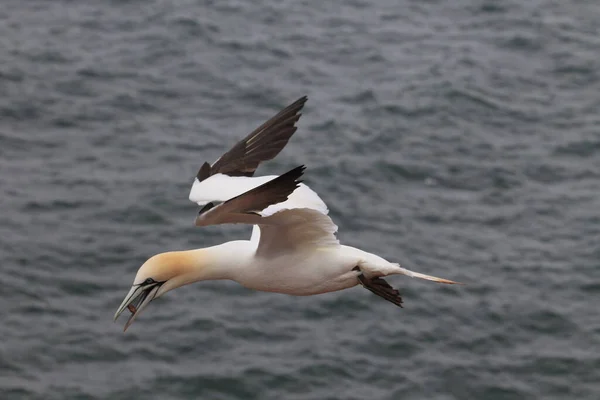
(1, 0), (599, 399)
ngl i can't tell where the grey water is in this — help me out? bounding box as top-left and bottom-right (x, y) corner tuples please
(1, 0), (599, 399)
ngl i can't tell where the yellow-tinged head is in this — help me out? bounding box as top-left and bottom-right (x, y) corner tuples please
(114, 251), (208, 332)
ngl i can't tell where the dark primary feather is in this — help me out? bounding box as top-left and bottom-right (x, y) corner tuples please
(195, 165), (305, 226)
(196, 96), (308, 181)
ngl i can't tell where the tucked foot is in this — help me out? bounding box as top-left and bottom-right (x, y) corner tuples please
(353, 266), (403, 308)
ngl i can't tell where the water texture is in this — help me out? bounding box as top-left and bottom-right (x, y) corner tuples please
(1, 0), (599, 399)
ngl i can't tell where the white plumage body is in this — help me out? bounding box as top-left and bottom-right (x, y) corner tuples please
(187, 174), (450, 296)
(196, 240), (398, 296)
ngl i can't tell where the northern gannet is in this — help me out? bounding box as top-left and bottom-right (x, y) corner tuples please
(114, 97), (459, 331)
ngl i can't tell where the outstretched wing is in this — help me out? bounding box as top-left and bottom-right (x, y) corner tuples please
(195, 166), (305, 227)
(195, 96), (308, 182)
(189, 174), (328, 215)
(193, 165), (339, 257)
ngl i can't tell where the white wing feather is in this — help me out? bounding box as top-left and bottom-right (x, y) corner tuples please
(255, 208), (339, 258)
(190, 174), (328, 214)
(189, 174), (270, 205)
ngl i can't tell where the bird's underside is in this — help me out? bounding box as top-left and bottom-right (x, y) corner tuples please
(353, 266), (403, 307)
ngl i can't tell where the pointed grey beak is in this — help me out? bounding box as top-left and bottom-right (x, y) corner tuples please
(114, 282), (162, 332)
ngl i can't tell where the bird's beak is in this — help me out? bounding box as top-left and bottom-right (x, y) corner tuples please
(114, 282), (162, 332)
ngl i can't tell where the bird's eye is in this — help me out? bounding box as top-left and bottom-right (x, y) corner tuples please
(199, 202), (215, 214)
(144, 278), (155, 285)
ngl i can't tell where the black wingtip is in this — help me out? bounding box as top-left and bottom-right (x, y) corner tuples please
(281, 164), (306, 186)
(196, 162), (211, 181)
(275, 165), (305, 194)
(282, 96), (308, 114)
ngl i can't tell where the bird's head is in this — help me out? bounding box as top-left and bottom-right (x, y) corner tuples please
(114, 252), (201, 331)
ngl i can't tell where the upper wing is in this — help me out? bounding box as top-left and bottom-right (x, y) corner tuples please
(193, 164), (339, 256)
(190, 174), (328, 214)
(195, 96), (308, 182)
(254, 208), (340, 258)
(192, 173), (330, 242)
(195, 166), (305, 227)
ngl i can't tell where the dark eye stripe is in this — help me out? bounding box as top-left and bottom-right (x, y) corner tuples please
(144, 278), (155, 285)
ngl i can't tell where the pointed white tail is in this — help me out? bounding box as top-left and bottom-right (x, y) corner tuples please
(397, 265), (461, 284)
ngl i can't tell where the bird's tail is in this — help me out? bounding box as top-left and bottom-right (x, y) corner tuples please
(394, 264), (461, 284)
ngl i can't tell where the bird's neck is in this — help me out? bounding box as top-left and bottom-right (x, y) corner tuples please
(157, 241), (255, 296)
(191, 241), (255, 280)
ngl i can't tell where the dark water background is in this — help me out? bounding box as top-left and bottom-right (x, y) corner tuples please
(1, 0), (599, 399)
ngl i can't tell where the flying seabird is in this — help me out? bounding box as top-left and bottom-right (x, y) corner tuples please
(114, 97), (459, 331)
